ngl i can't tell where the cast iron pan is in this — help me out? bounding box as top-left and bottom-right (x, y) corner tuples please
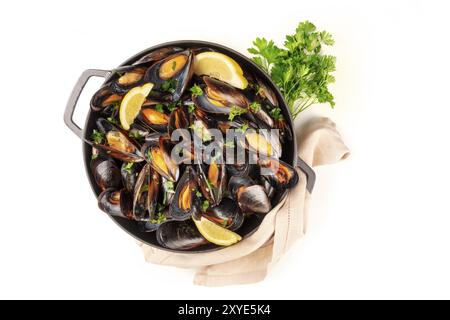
(64, 40), (315, 253)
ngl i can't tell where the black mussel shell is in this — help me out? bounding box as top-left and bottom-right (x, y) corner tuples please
(133, 47), (183, 66)
(169, 167), (199, 221)
(156, 220), (207, 250)
(204, 198), (244, 231)
(141, 134), (179, 182)
(120, 162), (141, 193)
(228, 176), (271, 214)
(110, 66), (146, 94)
(258, 158), (299, 189)
(98, 188), (132, 219)
(144, 50), (194, 102)
(132, 163), (160, 222)
(91, 156), (122, 191)
(90, 85), (122, 112)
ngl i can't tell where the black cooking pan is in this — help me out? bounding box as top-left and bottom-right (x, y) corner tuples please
(64, 40), (315, 253)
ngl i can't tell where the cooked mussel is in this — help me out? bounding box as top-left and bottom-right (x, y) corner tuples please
(203, 198), (244, 231)
(228, 176), (271, 214)
(156, 220), (207, 250)
(258, 158), (299, 189)
(193, 76), (249, 114)
(98, 188), (133, 219)
(91, 156), (122, 191)
(169, 167), (199, 220)
(132, 163), (160, 221)
(93, 118), (144, 163)
(137, 107), (169, 132)
(120, 162), (141, 193)
(133, 47), (183, 66)
(90, 86), (122, 112)
(144, 49), (194, 102)
(243, 127), (281, 159)
(195, 160), (226, 206)
(141, 134), (179, 182)
(110, 66), (146, 94)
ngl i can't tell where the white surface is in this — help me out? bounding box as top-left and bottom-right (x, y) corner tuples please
(0, 0), (449, 299)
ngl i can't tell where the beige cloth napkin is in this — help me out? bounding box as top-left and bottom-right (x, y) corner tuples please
(138, 117), (350, 286)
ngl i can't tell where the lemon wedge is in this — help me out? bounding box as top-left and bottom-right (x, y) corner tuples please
(194, 52), (248, 89)
(119, 83), (154, 130)
(194, 216), (242, 246)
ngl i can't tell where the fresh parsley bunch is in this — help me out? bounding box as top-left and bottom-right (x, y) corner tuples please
(248, 21), (336, 118)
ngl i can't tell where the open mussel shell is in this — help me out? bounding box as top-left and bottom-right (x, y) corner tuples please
(256, 77), (278, 107)
(168, 105), (191, 138)
(192, 76), (249, 114)
(91, 156), (122, 191)
(169, 167), (199, 221)
(258, 158), (299, 189)
(141, 134), (179, 182)
(90, 85), (122, 112)
(98, 188), (133, 219)
(133, 47), (183, 66)
(109, 66), (146, 94)
(244, 127), (281, 159)
(228, 176), (271, 214)
(144, 49), (194, 102)
(120, 162), (142, 193)
(132, 163), (160, 222)
(137, 107), (169, 133)
(93, 118), (144, 163)
(203, 198), (244, 231)
(156, 220), (207, 250)
(195, 161), (226, 206)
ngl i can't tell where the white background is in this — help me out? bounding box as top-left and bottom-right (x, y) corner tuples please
(0, 0), (449, 299)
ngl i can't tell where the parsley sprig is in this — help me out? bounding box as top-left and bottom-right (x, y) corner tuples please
(248, 21), (336, 118)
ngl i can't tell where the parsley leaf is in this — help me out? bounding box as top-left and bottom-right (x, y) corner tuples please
(190, 84), (203, 97)
(270, 108), (284, 121)
(91, 129), (105, 145)
(187, 103), (196, 113)
(196, 191), (202, 198)
(155, 104), (164, 113)
(249, 101), (261, 112)
(248, 21), (336, 118)
(123, 162), (133, 173)
(228, 106), (247, 121)
(201, 200), (210, 212)
(107, 117), (119, 125)
(162, 79), (177, 93)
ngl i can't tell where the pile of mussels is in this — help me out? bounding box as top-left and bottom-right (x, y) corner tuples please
(89, 47), (299, 251)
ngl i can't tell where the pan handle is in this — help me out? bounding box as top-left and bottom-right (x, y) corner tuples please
(64, 69), (111, 139)
(296, 157), (316, 193)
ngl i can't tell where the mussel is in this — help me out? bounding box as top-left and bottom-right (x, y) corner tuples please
(156, 220), (208, 250)
(192, 76), (249, 114)
(133, 47), (183, 66)
(120, 162), (141, 193)
(258, 158), (299, 189)
(195, 160), (226, 206)
(110, 66), (146, 94)
(90, 86), (122, 112)
(169, 167), (199, 220)
(138, 107), (169, 132)
(144, 49), (194, 102)
(244, 127), (281, 159)
(141, 134), (179, 182)
(93, 118), (144, 163)
(228, 176), (271, 214)
(91, 156), (122, 191)
(98, 188), (133, 219)
(203, 198), (244, 231)
(132, 163), (160, 221)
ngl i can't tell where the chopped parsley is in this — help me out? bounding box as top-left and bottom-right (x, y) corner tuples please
(123, 162), (134, 173)
(270, 107), (284, 121)
(161, 79), (177, 93)
(228, 106), (247, 121)
(201, 200), (210, 212)
(249, 101), (261, 112)
(91, 129), (105, 145)
(150, 211), (167, 225)
(187, 103), (196, 113)
(155, 104), (164, 113)
(190, 84), (203, 97)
